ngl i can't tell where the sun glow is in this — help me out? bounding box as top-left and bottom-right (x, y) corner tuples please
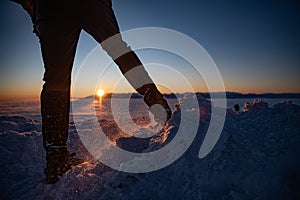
(96, 89), (105, 97)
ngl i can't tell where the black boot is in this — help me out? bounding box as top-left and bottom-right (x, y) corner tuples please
(45, 146), (84, 184)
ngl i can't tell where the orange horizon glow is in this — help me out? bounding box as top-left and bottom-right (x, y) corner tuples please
(1, 88), (300, 101)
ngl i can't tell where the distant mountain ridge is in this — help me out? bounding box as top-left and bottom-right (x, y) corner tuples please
(199, 92), (300, 99)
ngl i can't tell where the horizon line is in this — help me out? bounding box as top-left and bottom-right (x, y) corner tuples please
(1, 91), (300, 101)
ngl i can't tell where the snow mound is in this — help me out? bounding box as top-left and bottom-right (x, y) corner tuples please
(273, 100), (300, 124)
(0, 116), (41, 133)
(1, 97), (300, 199)
(242, 99), (269, 113)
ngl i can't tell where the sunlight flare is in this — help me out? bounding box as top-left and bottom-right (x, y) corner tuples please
(96, 89), (105, 97)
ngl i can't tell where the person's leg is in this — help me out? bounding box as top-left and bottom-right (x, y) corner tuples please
(36, 20), (81, 183)
(83, 0), (171, 122)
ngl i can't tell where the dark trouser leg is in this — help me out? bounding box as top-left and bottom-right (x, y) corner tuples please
(37, 20), (81, 183)
(37, 21), (81, 149)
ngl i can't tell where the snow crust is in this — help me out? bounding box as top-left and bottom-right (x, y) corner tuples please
(1, 95), (300, 199)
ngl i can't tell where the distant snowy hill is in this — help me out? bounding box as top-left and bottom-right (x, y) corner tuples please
(198, 92), (300, 99)
(1, 95), (300, 199)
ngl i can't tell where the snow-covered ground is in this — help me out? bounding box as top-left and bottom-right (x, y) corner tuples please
(1, 95), (300, 199)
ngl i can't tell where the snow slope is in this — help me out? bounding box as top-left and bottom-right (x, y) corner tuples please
(1, 95), (300, 199)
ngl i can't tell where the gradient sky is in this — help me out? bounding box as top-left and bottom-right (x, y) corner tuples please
(1, 0), (300, 99)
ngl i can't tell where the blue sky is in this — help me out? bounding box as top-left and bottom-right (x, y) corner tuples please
(1, 0), (300, 99)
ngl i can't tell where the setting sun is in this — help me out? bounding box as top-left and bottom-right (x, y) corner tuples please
(96, 89), (105, 97)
